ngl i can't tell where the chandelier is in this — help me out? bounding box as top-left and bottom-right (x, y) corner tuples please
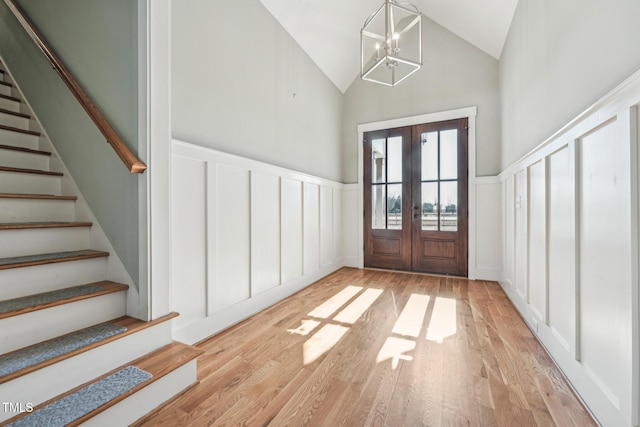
(361, 0), (423, 87)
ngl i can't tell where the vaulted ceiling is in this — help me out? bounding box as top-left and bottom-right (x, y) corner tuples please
(258, 0), (520, 92)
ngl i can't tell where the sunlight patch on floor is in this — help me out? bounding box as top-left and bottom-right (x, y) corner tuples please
(426, 297), (457, 343)
(392, 294), (430, 338)
(377, 336), (416, 369)
(307, 286), (362, 319)
(287, 319), (321, 336)
(333, 288), (383, 324)
(303, 324), (348, 365)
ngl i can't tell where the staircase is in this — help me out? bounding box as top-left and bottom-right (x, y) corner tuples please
(0, 62), (201, 425)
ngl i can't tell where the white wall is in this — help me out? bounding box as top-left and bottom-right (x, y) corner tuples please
(499, 0), (640, 170)
(499, 71), (640, 427)
(171, 0), (344, 182)
(170, 140), (345, 344)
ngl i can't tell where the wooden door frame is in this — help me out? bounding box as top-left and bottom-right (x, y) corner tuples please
(355, 106), (478, 279)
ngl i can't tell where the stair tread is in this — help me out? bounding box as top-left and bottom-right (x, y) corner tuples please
(0, 124), (40, 136)
(0, 221), (92, 230)
(0, 108), (30, 119)
(0, 93), (20, 103)
(2, 340), (200, 427)
(0, 193), (76, 200)
(6, 366), (152, 427)
(0, 81), (11, 88)
(0, 144), (50, 156)
(0, 166), (62, 176)
(0, 312), (179, 385)
(0, 281), (128, 320)
(0, 250), (109, 270)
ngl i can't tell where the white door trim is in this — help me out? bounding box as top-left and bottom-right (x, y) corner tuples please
(137, 0), (172, 320)
(356, 106), (478, 278)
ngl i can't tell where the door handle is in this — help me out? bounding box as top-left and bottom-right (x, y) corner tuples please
(413, 214), (420, 219)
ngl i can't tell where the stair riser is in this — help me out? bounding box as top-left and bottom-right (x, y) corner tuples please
(0, 85), (11, 97)
(0, 128), (39, 149)
(0, 111), (30, 130)
(84, 360), (198, 427)
(0, 257), (107, 300)
(0, 97), (19, 113)
(0, 170), (61, 195)
(0, 291), (127, 354)
(0, 198), (75, 223)
(0, 322), (173, 423)
(0, 148), (49, 170)
(0, 227), (91, 258)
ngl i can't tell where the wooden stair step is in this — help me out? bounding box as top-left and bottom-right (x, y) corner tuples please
(0, 193), (76, 201)
(0, 281), (128, 320)
(1, 341), (201, 427)
(0, 221), (91, 231)
(0, 312), (178, 385)
(0, 93), (20, 103)
(0, 108), (30, 119)
(0, 81), (11, 88)
(0, 124), (40, 136)
(0, 166), (62, 176)
(0, 250), (108, 270)
(0, 144), (50, 156)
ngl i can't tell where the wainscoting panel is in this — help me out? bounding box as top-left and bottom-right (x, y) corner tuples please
(341, 185), (361, 268)
(170, 156), (207, 331)
(171, 140), (345, 345)
(499, 72), (640, 426)
(474, 177), (503, 281)
(214, 163), (252, 311)
(514, 170), (528, 301)
(502, 175), (515, 288)
(547, 145), (575, 352)
(578, 115), (632, 417)
(281, 178), (303, 283)
(332, 188), (343, 263)
(320, 185), (334, 267)
(252, 171), (281, 296)
(527, 160), (546, 320)
(304, 182), (320, 274)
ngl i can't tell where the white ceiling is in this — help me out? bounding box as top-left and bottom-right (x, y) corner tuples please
(258, 0), (519, 93)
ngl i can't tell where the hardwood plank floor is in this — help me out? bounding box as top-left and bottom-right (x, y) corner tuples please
(134, 268), (597, 427)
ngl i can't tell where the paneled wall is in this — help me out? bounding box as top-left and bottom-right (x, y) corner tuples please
(170, 140), (344, 344)
(500, 75), (640, 426)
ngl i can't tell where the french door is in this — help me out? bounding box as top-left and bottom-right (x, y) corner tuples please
(364, 118), (468, 276)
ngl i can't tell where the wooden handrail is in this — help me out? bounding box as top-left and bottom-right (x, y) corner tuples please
(4, 0), (146, 174)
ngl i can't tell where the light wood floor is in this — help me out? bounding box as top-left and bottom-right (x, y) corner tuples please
(134, 268), (597, 427)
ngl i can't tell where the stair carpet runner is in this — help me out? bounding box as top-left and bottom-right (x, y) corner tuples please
(0, 62), (201, 426)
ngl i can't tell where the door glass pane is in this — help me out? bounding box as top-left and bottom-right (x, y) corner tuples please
(421, 183), (438, 231)
(372, 139), (386, 183)
(387, 184), (402, 229)
(387, 137), (403, 183)
(440, 181), (458, 231)
(421, 132), (438, 181)
(440, 129), (458, 180)
(372, 185), (386, 229)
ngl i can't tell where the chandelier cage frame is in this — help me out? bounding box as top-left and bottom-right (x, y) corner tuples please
(360, 0), (423, 87)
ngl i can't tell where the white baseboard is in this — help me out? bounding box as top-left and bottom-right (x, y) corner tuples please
(474, 267), (501, 281)
(173, 260), (345, 345)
